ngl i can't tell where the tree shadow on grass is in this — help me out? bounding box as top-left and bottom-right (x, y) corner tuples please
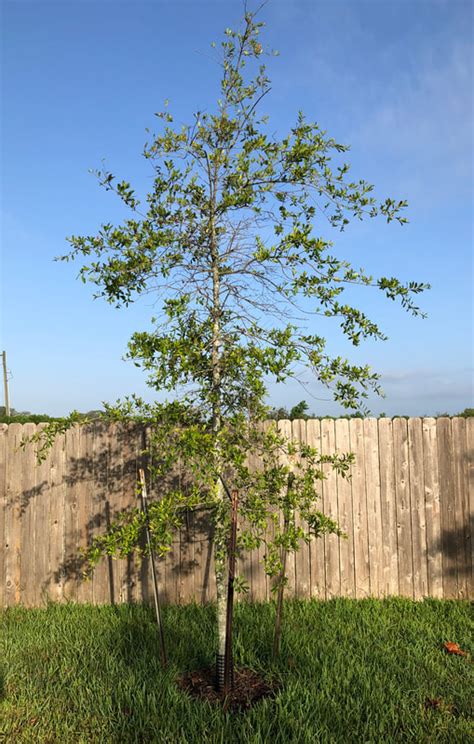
(112, 603), (216, 675)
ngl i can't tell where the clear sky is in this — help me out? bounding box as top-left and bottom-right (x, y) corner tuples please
(1, 0), (473, 417)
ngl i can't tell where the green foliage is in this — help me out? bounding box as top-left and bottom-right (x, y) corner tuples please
(61, 11), (428, 419)
(82, 404), (352, 581)
(0, 409), (103, 425)
(0, 412), (57, 424)
(18, 411), (92, 462)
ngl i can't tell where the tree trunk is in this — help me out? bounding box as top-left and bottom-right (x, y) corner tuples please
(214, 483), (227, 690)
(208, 143), (231, 691)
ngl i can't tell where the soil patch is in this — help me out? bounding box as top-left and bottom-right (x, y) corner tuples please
(177, 667), (280, 712)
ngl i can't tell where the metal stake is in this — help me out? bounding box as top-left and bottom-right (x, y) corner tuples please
(138, 468), (167, 668)
(223, 488), (238, 696)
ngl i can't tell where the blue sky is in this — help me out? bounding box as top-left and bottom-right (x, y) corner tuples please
(1, 0), (473, 416)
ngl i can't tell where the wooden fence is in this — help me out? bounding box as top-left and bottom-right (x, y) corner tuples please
(0, 418), (472, 607)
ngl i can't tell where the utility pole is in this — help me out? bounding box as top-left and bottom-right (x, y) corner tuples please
(2, 351), (10, 416)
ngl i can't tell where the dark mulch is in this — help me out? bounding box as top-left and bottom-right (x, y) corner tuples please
(177, 667), (280, 712)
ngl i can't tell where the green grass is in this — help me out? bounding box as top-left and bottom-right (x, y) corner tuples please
(1, 598), (472, 743)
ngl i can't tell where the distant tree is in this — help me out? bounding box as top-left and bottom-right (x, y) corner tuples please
(268, 400), (312, 420)
(289, 400), (310, 420)
(267, 405), (291, 420)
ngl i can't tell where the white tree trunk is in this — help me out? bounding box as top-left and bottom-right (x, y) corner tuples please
(214, 476), (227, 688)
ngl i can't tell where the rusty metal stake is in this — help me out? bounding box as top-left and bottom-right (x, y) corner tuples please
(223, 489), (239, 697)
(138, 468), (167, 668)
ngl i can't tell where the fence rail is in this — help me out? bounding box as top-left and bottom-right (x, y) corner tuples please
(0, 418), (472, 607)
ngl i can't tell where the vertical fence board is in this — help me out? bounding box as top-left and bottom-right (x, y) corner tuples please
(393, 418), (413, 598)
(321, 419), (340, 598)
(75, 424), (95, 604)
(4, 425), (24, 605)
(335, 418), (355, 597)
(90, 423), (111, 605)
(248, 431), (267, 603)
(122, 423), (138, 602)
(408, 418), (428, 599)
(62, 426), (80, 603)
(262, 420), (275, 602)
(292, 419), (311, 599)
(364, 419), (383, 597)
(19, 424), (37, 607)
(179, 505), (195, 605)
(466, 417), (474, 598)
(147, 424), (178, 607)
(193, 507), (215, 604)
(236, 507), (250, 603)
(116, 422), (130, 604)
(437, 417), (457, 599)
(136, 426), (151, 606)
(164, 538), (180, 606)
(306, 419), (325, 598)
(107, 423), (129, 604)
(422, 418), (443, 598)
(33, 426), (52, 606)
(278, 420), (296, 599)
(452, 417), (469, 598)
(0, 425), (8, 607)
(378, 418), (399, 596)
(350, 419), (370, 598)
(48, 432), (66, 602)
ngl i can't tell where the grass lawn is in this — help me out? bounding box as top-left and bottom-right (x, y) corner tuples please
(0, 598), (472, 743)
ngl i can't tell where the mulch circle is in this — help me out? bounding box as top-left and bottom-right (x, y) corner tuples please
(177, 667), (280, 712)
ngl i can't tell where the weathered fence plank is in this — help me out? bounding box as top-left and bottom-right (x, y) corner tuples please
(249, 430), (267, 603)
(0, 425), (7, 607)
(393, 417), (413, 598)
(4, 425), (24, 605)
(408, 418), (428, 598)
(278, 419), (296, 599)
(307, 418), (325, 599)
(1, 418), (472, 606)
(335, 418), (355, 598)
(378, 418), (399, 596)
(179, 503), (195, 605)
(452, 417), (469, 598)
(19, 423), (37, 606)
(422, 418), (443, 598)
(321, 418), (340, 598)
(90, 423), (111, 605)
(437, 417), (457, 599)
(76, 424), (94, 604)
(123, 423), (140, 603)
(364, 418), (383, 597)
(63, 425), (80, 603)
(48, 428), (67, 602)
(350, 418), (370, 598)
(466, 417), (474, 598)
(293, 419), (311, 599)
